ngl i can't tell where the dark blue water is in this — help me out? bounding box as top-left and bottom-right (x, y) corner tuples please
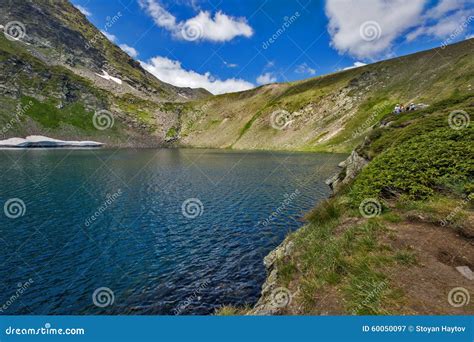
(0, 148), (345, 315)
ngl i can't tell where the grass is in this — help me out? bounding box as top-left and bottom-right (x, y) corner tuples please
(215, 305), (251, 316)
(393, 250), (417, 266)
(286, 216), (406, 314)
(21, 96), (96, 130)
(178, 39), (473, 152)
(304, 198), (341, 225)
(231, 109), (266, 146)
(261, 90), (473, 315)
(350, 126), (473, 202)
(114, 94), (158, 127)
(166, 127), (178, 138)
(322, 97), (394, 150)
(349, 94), (473, 204)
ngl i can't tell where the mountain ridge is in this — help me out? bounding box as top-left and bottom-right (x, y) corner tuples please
(0, 0), (210, 147)
(0, 0), (210, 102)
(176, 38), (473, 153)
(0, 0), (472, 152)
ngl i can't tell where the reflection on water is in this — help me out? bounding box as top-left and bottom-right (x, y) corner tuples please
(0, 148), (345, 315)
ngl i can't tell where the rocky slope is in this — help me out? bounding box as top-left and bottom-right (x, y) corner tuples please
(240, 91), (473, 316)
(0, 0), (209, 146)
(177, 38), (473, 153)
(0, 0), (471, 150)
(1, 0), (472, 317)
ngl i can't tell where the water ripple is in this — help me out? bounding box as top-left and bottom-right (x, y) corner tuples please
(0, 148), (346, 315)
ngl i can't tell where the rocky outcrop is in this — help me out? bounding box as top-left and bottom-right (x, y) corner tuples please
(325, 150), (369, 193)
(250, 148), (369, 315)
(248, 239), (295, 315)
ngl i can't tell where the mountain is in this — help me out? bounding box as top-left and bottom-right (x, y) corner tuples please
(0, 0), (210, 146)
(1, 0), (473, 317)
(214, 40), (473, 315)
(0, 0), (472, 151)
(176, 38), (473, 153)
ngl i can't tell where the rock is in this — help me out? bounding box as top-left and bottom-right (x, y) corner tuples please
(380, 121), (393, 128)
(326, 150), (368, 193)
(455, 266), (474, 280)
(249, 239), (294, 315)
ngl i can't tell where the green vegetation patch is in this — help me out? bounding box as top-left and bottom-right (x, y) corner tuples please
(115, 94), (157, 126)
(286, 213), (405, 314)
(350, 126), (473, 203)
(166, 127), (178, 138)
(21, 96), (96, 130)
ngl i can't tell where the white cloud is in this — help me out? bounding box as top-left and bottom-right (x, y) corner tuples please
(326, 0), (425, 59)
(120, 44), (139, 58)
(343, 61), (367, 70)
(100, 32), (140, 59)
(264, 61), (275, 69)
(467, 33), (474, 39)
(224, 61), (238, 68)
(326, 0), (474, 59)
(139, 0), (176, 30)
(74, 4), (91, 17)
(140, 56), (254, 94)
(256, 72), (277, 85)
(101, 30), (117, 42)
(406, 8), (473, 41)
(295, 63), (316, 75)
(424, 0), (460, 19)
(138, 0), (253, 42)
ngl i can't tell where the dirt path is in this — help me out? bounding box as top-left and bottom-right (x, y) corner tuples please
(384, 220), (473, 314)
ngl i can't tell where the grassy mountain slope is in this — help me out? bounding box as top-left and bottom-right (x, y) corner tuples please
(0, 0), (209, 146)
(219, 87), (473, 316)
(179, 39), (473, 153)
(0, 0), (471, 150)
(0, 0), (472, 317)
(0, 0), (210, 102)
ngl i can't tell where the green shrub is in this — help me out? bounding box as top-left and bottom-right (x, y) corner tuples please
(350, 126), (473, 203)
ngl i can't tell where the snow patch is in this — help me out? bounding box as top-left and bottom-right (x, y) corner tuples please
(95, 70), (122, 85)
(0, 135), (104, 148)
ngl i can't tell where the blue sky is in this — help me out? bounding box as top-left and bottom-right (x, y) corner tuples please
(72, 0), (474, 94)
